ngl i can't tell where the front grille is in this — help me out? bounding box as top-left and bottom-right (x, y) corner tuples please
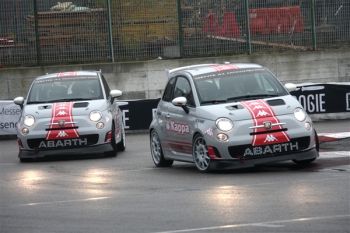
(229, 136), (311, 160)
(27, 134), (99, 150)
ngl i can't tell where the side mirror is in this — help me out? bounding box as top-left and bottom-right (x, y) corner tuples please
(14, 96), (25, 106)
(110, 90), (122, 103)
(172, 97), (189, 113)
(284, 83), (297, 92)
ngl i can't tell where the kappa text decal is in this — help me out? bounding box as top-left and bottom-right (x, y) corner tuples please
(166, 121), (190, 134)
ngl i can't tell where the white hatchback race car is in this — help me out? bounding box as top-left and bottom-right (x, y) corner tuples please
(14, 71), (126, 162)
(149, 63), (319, 172)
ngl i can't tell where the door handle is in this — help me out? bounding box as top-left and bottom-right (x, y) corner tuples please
(165, 113), (170, 118)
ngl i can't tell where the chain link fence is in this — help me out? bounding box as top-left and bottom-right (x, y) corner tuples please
(0, 0), (349, 67)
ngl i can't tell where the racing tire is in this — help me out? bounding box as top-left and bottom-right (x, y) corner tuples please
(293, 130), (319, 165)
(192, 134), (214, 172)
(117, 126), (126, 152)
(150, 130), (173, 167)
(105, 124), (118, 157)
(19, 157), (33, 163)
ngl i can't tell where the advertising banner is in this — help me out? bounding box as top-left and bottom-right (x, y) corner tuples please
(290, 83), (350, 114)
(1, 83), (349, 135)
(0, 101), (21, 135)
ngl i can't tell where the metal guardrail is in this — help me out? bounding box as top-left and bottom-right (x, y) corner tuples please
(0, 0), (349, 67)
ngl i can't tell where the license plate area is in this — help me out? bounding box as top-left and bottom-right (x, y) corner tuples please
(229, 136), (310, 159)
(27, 134), (99, 150)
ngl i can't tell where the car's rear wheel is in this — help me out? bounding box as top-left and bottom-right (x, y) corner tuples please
(117, 126), (126, 152)
(192, 135), (213, 172)
(150, 130), (173, 167)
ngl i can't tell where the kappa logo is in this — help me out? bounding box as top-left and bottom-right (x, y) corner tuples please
(264, 134), (278, 143)
(248, 102), (260, 106)
(56, 110), (67, 116)
(56, 131), (68, 138)
(256, 110), (269, 117)
(253, 105), (264, 110)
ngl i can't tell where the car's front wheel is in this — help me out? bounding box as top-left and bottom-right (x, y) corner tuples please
(150, 130), (173, 167)
(117, 126), (126, 152)
(105, 124), (118, 157)
(192, 134), (214, 172)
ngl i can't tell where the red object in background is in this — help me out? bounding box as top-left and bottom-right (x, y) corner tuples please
(249, 6), (304, 35)
(220, 12), (240, 37)
(203, 12), (220, 35)
(203, 11), (240, 38)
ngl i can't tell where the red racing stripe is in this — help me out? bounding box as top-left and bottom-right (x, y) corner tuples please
(46, 102), (79, 140)
(241, 99), (290, 146)
(211, 64), (238, 72)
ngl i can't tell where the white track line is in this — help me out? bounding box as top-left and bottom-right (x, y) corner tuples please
(19, 196), (111, 206)
(153, 214), (350, 233)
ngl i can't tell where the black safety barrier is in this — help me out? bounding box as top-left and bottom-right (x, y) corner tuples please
(1, 83), (350, 135)
(290, 83), (350, 114)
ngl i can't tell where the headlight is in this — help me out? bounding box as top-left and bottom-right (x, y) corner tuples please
(216, 118), (233, 131)
(89, 111), (102, 122)
(24, 115), (35, 127)
(294, 108), (307, 122)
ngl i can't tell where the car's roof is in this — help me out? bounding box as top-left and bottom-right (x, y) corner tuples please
(168, 63), (264, 77)
(35, 71), (100, 81)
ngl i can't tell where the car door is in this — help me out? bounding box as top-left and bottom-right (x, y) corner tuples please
(156, 77), (176, 145)
(165, 76), (196, 159)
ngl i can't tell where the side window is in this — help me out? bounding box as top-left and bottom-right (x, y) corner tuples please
(101, 75), (111, 98)
(173, 76), (195, 107)
(162, 77), (176, 102)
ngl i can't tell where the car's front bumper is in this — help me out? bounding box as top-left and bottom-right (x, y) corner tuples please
(18, 142), (114, 159)
(209, 147), (318, 170)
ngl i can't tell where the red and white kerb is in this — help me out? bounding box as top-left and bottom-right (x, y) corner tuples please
(241, 99), (290, 146)
(46, 102), (79, 140)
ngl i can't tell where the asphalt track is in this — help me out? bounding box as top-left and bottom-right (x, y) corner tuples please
(0, 119), (349, 233)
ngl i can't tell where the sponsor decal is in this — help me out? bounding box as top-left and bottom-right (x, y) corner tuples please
(204, 128), (214, 137)
(241, 99), (290, 146)
(38, 138), (88, 148)
(166, 121), (190, 134)
(57, 72), (77, 77)
(46, 102), (79, 140)
(211, 64), (238, 72)
(243, 141), (299, 157)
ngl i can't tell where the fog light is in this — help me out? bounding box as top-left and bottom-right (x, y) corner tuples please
(96, 122), (104, 129)
(304, 122), (311, 130)
(21, 127), (29, 135)
(217, 133), (229, 142)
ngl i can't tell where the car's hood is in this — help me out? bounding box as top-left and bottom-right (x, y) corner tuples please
(197, 95), (301, 121)
(22, 100), (108, 118)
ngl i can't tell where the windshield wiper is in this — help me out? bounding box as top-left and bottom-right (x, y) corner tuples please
(227, 94), (279, 102)
(51, 98), (93, 102)
(200, 99), (227, 105)
(27, 101), (51, 104)
(27, 98), (93, 104)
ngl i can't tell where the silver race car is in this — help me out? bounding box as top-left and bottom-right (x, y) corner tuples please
(14, 71), (126, 162)
(149, 63), (319, 172)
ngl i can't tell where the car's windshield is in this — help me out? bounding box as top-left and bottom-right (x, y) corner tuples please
(194, 69), (288, 105)
(27, 76), (103, 104)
